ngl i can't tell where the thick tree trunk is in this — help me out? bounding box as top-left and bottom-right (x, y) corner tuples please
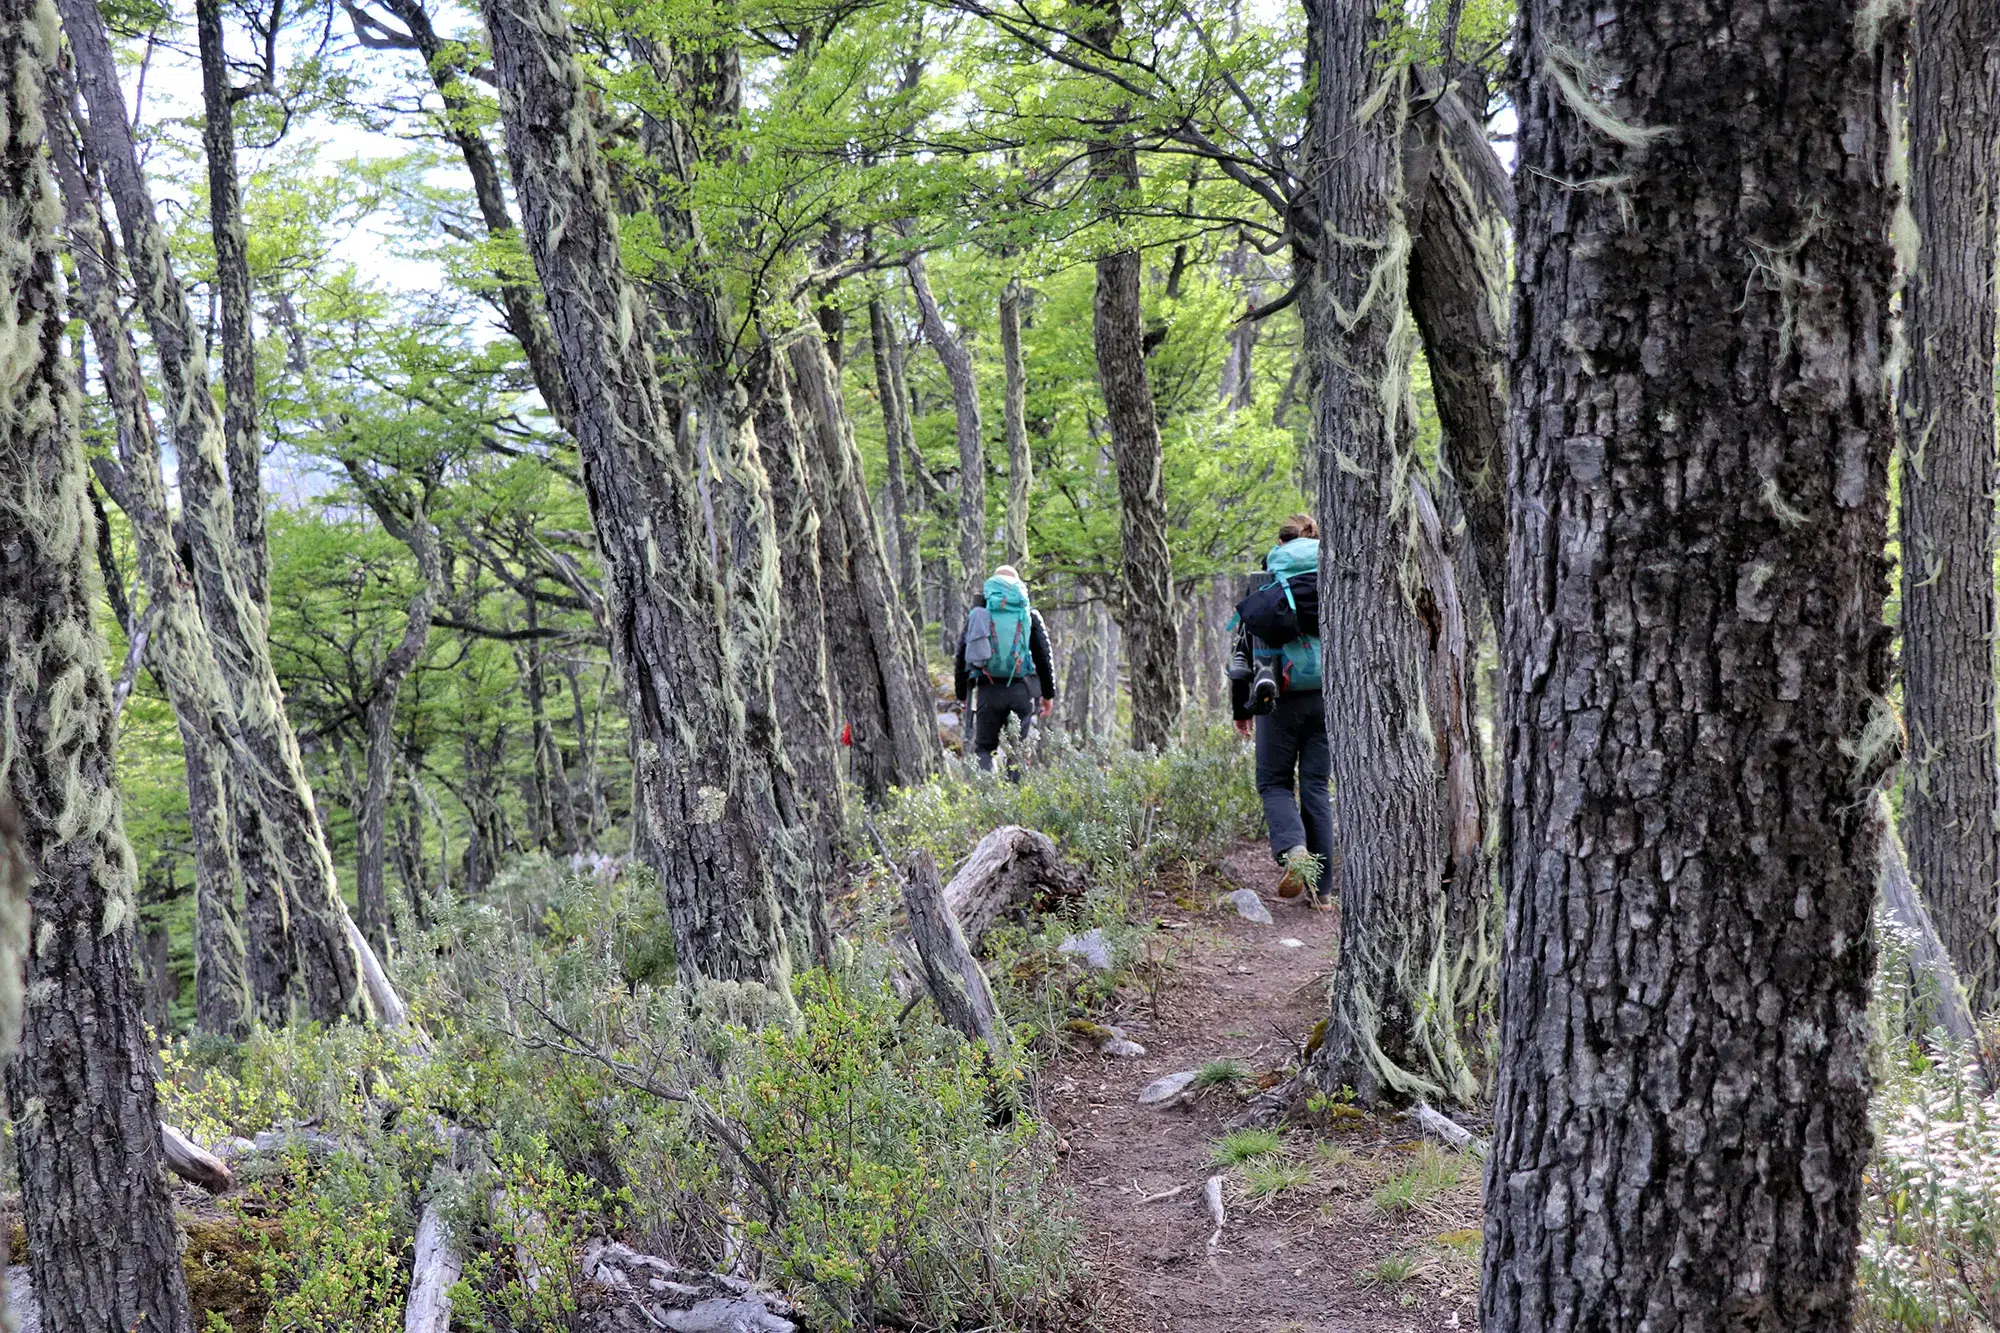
(480, 0), (793, 995)
(905, 252), (986, 597)
(1481, 4), (1902, 1329)
(0, 11), (194, 1322)
(1300, 0), (1475, 1106)
(381, 0), (572, 428)
(61, 0), (362, 1024)
(195, 0), (267, 609)
(49, 75), (253, 1040)
(999, 277), (1032, 568)
(1088, 136), (1183, 752)
(754, 361), (843, 908)
(1899, 0), (2000, 1008)
(1405, 70), (1511, 611)
(869, 297), (924, 625)
(788, 331), (940, 801)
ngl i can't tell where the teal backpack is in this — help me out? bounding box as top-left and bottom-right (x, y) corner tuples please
(971, 576), (1034, 683)
(1239, 538), (1321, 693)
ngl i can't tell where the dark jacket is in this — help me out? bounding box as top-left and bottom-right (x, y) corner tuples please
(955, 608), (1055, 702)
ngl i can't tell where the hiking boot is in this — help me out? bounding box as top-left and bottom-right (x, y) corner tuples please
(1275, 845), (1316, 899)
(1226, 645), (1253, 682)
(1249, 662), (1280, 713)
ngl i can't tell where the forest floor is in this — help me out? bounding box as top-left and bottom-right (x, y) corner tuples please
(1041, 840), (1483, 1333)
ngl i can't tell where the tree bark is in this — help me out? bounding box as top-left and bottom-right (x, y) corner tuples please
(48, 73), (253, 1040)
(788, 330), (941, 802)
(754, 359), (843, 906)
(1087, 116), (1183, 751)
(999, 277), (1032, 568)
(195, 0), (268, 609)
(905, 251), (986, 597)
(1898, 0), (2000, 1009)
(1300, 0), (1475, 1106)
(1405, 70), (1511, 613)
(479, 0), (793, 994)
(0, 9), (194, 1321)
(902, 853), (1007, 1051)
(870, 295), (925, 624)
(61, 0), (363, 1024)
(1482, 4), (1902, 1328)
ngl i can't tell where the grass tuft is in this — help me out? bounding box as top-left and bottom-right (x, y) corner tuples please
(1211, 1128), (1283, 1166)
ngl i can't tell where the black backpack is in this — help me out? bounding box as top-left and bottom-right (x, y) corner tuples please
(1235, 566), (1320, 647)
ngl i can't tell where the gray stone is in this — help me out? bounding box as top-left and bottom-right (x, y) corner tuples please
(1222, 889), (1274, 925)
(1138, 1069), (1199, 1107)
(1099, 1025), (1147, 1058)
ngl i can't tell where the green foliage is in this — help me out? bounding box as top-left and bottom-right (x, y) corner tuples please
(1238, 1155), (1314, 1204)
(1194, 1058), (1250, 1090)
(260, 1154), (408, 1332)
(1371, 1144), (1466, 1217)
(452, 1144), (618, 1331)
(1211, 1127), (1283, 1165)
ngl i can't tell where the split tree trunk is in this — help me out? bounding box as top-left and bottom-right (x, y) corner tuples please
(1898, 0), (2000, 1008)
(61, 0), (363, 1024)
(0, 11), (194, 1321)
(788, 330), (940, 802)
(906, 251), (986, 598)
(999, 277), (1032, 568)
(195, 0), (268, 609)
(479, 0), (793, 994)
(1482, 3), (1902, 1327)
(869, 295), (925, 623)
(1300, 0), (1475, 1106)
(48, 80), (254, 1040)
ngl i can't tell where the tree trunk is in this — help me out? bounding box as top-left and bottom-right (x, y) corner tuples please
(999, 277), (1032, 568)
(1299, 0), (1475, 1106)
(788, 330), (940, 801)
(1088, 128), (1183, 751)
(1481, 4), (1902, 1328)
(381, 0), (572, 428)
(869, 296), (924, 625)
(905, 252), (986, 597)
(901, 854), (1007, 1052)
(479, 0), (793, 995)
(0, 11), (193, 1320)
(754, 360), (843, 903)
(49, 73), (253, 1040)
(195, 0), (268, 609)
(1405, 69), (1511, 612)
(61, 0), (363, 1024)
(1899, 0), (2000, 1009)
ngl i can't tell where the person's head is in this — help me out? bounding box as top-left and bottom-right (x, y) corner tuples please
(1277, 514), (1319, 543)
(993, 564), (1022, 583)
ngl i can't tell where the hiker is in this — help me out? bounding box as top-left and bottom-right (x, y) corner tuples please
(1229, 515), (1332, 904)
(955, 565), (1055, 777)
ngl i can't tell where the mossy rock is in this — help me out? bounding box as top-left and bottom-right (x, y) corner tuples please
(183, 1215), (280, 1331)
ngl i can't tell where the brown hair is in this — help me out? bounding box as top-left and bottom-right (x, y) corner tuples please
(1277, 513), (1319, 542)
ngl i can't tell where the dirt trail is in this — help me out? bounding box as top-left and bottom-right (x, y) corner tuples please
(1041, 840), (1481, 1333)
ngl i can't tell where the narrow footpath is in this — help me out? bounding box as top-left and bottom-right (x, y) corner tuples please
(1041, 841), (1482, 1333)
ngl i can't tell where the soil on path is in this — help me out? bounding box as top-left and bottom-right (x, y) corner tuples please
(1041, 840), (1482, 1333)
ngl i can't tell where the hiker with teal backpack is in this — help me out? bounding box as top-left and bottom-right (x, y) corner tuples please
(954, 565), (1056, 777)
(1228, 515), (1333, 905)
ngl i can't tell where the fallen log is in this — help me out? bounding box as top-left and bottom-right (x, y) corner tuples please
(160, 1123), (232, 1193)
(902, 851), (1008, 1052)
(942, 825), (1086, 951)
(580, 1240), (798, 1332)
(1413, 1101), (1488, 1158)
(348, 917), (408, 1028)
(405, 1203), (462, 1333)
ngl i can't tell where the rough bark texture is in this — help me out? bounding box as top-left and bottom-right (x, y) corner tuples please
(754, 361), (843, 899)
(906, 252), (986, 597)
(1899, 0), (2000, 1009)
(196, 0), (268, 609)
(788, 331), (940, 802)
(1301, 0), (1473, 1105)
(0, 799), (23, 1328)
(61, 0), (362, 1024)
(869, 296), (924, 623)
(382, 0), (573, 429)
(0, 13), (194, 1323)
(1406, 70), (1512, 611)
(941, 824), (1086, 950)
(480, 0), (792, 994)
(1481, 4), (1902, 1329)
(902, 853), (1007, 1051)
(49, 81), (253, 1039)
(999, 277), (1032, 568)
(1089, 140), (1183, 752)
